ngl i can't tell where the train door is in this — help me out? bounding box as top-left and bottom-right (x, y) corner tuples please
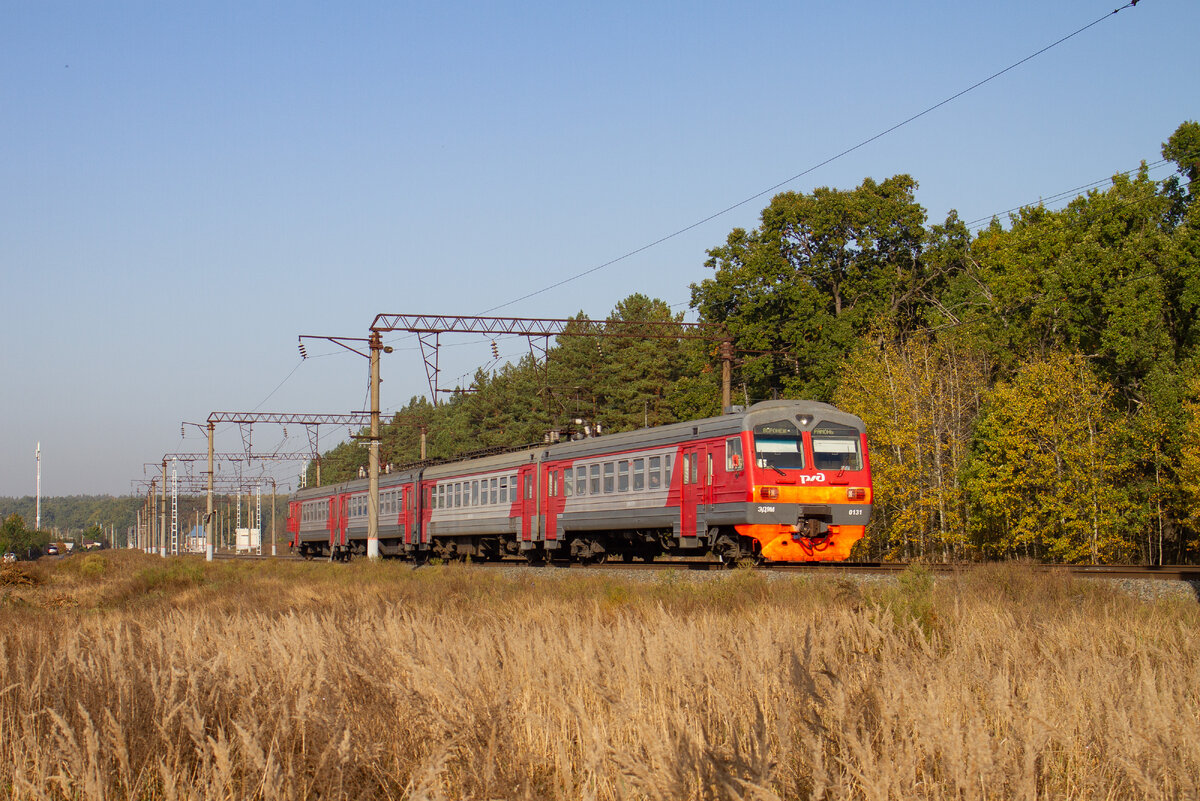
(401, 485), (413, 545)
(329, 494), (348, 551)
(326, 496), (337, 550)
(286, 501), (300, 548)
(518, 464), (538, 542)
(680, 445), (708, 541)
(542, 465), (560, 544)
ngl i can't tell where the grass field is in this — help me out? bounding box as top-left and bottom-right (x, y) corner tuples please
(1, 553), (1197, 800)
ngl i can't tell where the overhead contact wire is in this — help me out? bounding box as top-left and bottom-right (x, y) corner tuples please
(481, 1), (1144, 315)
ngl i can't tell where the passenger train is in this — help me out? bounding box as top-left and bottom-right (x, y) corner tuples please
(286, 400), (873, 563)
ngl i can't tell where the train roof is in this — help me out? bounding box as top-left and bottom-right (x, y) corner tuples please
(421, 446), (540, 479)
(291, 466), (418, 501)
(288, 400), (864, 498)
(541, 399), (859, 460)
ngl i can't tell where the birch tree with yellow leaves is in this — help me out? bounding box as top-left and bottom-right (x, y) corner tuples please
(1180, 372), (1200, 537)
(964, 352), (1135, 563)
(836, 337), (990, 560)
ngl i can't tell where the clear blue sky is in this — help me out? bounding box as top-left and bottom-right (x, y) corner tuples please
(2, 0), (1196, 497)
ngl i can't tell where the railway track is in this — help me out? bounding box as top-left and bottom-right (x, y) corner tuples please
(206, 552), (1199, 580)
(538, 560), (1200, 580)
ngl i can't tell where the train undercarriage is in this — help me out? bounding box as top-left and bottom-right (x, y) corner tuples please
(295, 523), (849, 566)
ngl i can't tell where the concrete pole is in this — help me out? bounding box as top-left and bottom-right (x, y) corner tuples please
(420, 426), (427, 461)
(270, 477), (277, 557)
(367, 330), (382, 560)
(720, 339), (733, 414)
(206, 421), (215, 562)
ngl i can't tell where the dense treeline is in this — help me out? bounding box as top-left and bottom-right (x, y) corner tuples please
(0, 494), (289, 550)
(314, 121), (1200, 564)
(0, 496), (142, 541)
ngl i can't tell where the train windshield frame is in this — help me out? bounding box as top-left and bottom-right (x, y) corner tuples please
(753, 420), (805, 470)
(811, 422), (864, 471)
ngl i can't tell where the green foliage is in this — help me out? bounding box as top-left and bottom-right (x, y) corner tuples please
(0, 513), (43, 556)
(1163, 120), (1200, 198)
(691, 175), (938, 401)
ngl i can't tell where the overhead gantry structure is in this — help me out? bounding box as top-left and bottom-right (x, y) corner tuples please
(299, 314), (733, 562)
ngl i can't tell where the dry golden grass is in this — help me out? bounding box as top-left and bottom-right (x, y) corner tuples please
(1, 552), (1197, 800)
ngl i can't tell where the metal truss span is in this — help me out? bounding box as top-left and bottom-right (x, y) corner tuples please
(370, 314), (721, 340)
(370, 314), (729, 405)
(207, 412), (372, 425)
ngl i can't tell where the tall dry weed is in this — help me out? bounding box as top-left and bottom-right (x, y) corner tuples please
(0, 553), (1196, 800)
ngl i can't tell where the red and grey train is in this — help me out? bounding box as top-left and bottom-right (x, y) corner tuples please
(286, 400), (873, 563)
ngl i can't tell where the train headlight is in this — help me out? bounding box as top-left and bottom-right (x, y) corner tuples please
(846, 488), (866, 501)
(760, 487), (779, 500)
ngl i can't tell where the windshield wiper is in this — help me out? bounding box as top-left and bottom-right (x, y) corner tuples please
(770, 464), (787, 478)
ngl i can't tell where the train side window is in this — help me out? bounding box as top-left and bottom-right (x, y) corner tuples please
(665, 455), (673, 486)
(499, 476), (508, 503)
(589, 464), (601, 495)
(471, 481), (479, 506)
(525, 476), (534, 500)
(682, 456), (690, 485)
(726, 438), (744, 471)
(707, 454), (713, 485)
(633, 458), (645, 491)
(603, 462), (614, 493)
(563, 469), (572, 497)
(617, 461), (629, 492)
(575, 466), (586, 496)
(690, 454), (699, 484)
(648, 456), (661, 490)
(489, 477), (497, 504)
(548, 473), (556, 498)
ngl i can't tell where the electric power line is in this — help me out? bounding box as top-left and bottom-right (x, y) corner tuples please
(476, 1), (1145, 315)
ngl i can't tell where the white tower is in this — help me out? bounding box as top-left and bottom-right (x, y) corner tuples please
(35, 442), (41, 532)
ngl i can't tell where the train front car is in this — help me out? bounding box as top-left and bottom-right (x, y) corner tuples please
(728, 401), (872, 562)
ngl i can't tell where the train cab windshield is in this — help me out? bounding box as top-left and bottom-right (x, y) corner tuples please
(753, 420), (805, 470)
(811, 422), (863, 471)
